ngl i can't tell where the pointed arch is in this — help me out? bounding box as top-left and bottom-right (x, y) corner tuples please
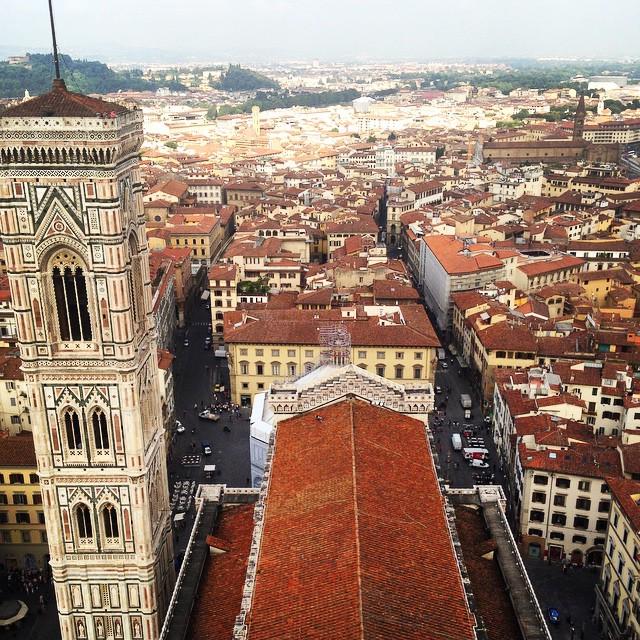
(91, 406), (109, 451)
(101, 503), (119, 538)
(49, 251), (92, 342)
(63, 406), (82, 450)
(75, 503), (93, 539)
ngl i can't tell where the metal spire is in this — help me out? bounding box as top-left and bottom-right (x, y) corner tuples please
(48, 0), (61, 80)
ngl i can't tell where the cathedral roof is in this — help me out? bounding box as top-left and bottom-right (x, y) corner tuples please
(2, 79), (129, 118)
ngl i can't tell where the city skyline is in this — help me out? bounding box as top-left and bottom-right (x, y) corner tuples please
(2, 0), (640, 64)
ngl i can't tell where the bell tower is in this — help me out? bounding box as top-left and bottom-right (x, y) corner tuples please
(0, 78), (174, 638)
(573, 94), (586, 141)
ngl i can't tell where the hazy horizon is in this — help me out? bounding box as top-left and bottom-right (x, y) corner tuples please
(2, 0), (640, 65)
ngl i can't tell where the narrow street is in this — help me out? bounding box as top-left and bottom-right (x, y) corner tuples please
(429, 351), (503, 489)
(167, 302), (251, 557)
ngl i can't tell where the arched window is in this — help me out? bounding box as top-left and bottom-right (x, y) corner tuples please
(215, 312), (224, 321)
(92, 408), (109, 450)
(51, 253), (92, 341)
(76, 504), (92, 539)
(64, 409), (82, 450)
(102, 504), (119, 538)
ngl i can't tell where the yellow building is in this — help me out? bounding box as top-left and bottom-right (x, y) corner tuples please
(595, 477), (640, 638)
(208, 263), (238, 344)
(0, 433), (48, 570)
(166, 213), (223, 270)
(452, 292), (537, 399)
(224, 305), (439, 406)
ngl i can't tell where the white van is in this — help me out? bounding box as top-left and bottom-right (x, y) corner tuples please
(451, 433), (463, 451)
(462, 447), (489, 461)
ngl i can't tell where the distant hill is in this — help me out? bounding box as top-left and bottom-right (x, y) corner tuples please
(215, 64), (279, 92)
(0, 53), (184, 98)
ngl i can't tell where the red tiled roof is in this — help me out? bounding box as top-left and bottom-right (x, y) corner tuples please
(208, 263), (237, 282)
(0, 432), (36, 467)
(224, 306), (440, 348)
(246, 399), (476, 640)
(189, 504), (255, 640)
(517, 255), (584, 277)
(2, 79), (129, 118)
(621, 443), (640, 476)
(295, 288), (334, 305)
(423, 235), (503, 275)
(372, 279), (420, 301)
(454, 506), (524, 640)
(606, 476), (640, 533)
(519, 442), (621, 479)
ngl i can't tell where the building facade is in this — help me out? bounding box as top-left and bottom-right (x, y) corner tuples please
(0, 80), (174, 639)
(0, 434), (48, 571)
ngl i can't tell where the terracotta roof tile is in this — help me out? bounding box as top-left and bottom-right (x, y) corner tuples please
(189, 504), (255, 640)
(2, 79), (129, 118)
(0, 432), (36, 467)
(246, 399), (476, 640)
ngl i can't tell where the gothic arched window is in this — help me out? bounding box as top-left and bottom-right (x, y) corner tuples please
(102, 504), (119, 538)
(76, 504), (93, 539)
(64, 409), (82, 450)
(92, 408), (109, 450)
(51, 253), (92, 342)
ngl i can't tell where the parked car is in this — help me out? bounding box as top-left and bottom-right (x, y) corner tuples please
(201, 441), (213, 456)
(175, 420), (185, 434)
(468, 459), (489, 468)
(198, 410), (220, 422)
(435, 386), (442, 394)
(183, 338), (189, 347)
(484, 416), (492, 424)
(441, 361), (448, 369)
(547, 607), (560, 625)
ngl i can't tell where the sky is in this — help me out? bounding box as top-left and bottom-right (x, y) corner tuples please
(1, 0), (640, 64)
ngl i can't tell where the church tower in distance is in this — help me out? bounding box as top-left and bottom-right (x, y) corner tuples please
(573, 94), (586, 141)
(0, 79), (174, 640)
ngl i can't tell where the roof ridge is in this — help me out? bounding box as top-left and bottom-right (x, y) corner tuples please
(349, 400), (366, 640)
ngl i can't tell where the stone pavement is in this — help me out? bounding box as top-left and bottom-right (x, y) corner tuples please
(525, 558), (601, 640)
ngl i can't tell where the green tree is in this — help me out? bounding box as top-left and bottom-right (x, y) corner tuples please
(367, 135), (377, 143)
(215, 64), (279, 92)
(206, 104), (218, 120)
(164, 141), (178, 150)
